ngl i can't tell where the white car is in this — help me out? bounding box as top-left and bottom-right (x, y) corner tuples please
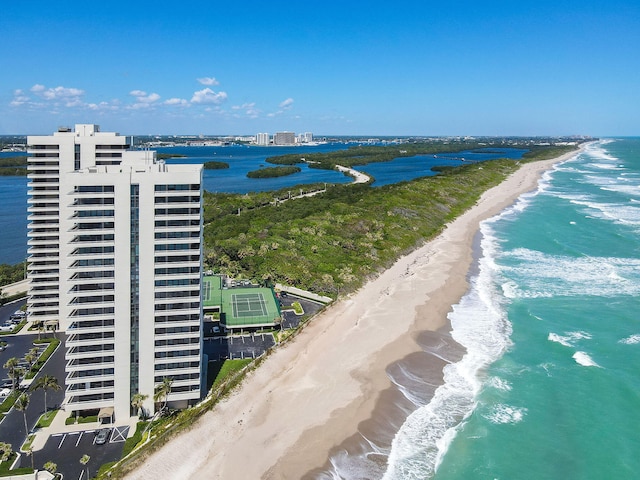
(0, 325), (14, 332)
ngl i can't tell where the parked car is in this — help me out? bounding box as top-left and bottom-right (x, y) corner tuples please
(0, 325), (14, 332)
(95, 427), (111, 445)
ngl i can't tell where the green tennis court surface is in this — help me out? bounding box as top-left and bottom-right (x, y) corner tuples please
(203, 275), (281, 329)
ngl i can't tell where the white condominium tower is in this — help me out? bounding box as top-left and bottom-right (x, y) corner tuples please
(27, 125), (203, 421)
(255, 132), (270, 146)
(273, 131), (295, 145)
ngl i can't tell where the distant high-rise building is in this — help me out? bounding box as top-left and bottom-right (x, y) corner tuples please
(255, 133), (270, 146)
(27, 125), (203, 421)
(273, 131), (296, 145)
(303, 132), (313, 143)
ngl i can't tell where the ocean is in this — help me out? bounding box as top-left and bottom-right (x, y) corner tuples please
(382, 139), (640, 479)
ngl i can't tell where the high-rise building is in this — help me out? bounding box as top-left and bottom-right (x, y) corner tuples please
(27, 125), (203, 421)
(255, 133), (270, 146)
(273, 131), (295, 145)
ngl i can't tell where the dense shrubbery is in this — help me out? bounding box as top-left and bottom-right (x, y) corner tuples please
(0, 157), (26, 176)
(203, 144), (577, 297)
(0, 263), (24, 288)
(246, 166), (301, 178)
(204, 159), (516, 295)
(204, 161), (230, 169)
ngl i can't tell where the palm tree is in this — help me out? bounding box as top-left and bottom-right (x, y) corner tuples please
(0, 442), (12, 462)
(26, 446), (34, 472)
(43, 461), (57, 476)
(30, 375), (61, 413)
(131, 393), (148, 418)
(24, 348), (39, 374)
(10, 367), (25, 392)
(15, 393), (30, 437)
(35, 321), (44, 341)
(3, 357), (19, 390)
(153, 377), (173, 412)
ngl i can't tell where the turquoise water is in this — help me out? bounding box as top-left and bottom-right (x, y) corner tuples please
(384, 139), (640, 479)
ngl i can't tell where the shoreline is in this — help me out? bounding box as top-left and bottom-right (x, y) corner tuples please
(123, 147), (584, 480)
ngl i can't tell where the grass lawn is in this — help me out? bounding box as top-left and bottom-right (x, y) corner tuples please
(36, 409), (58, 428)
(207, 359), (252, 391)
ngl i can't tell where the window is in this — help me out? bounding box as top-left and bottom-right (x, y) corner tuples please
(75, 185), (114, 193)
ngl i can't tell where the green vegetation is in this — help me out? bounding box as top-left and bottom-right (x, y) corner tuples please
(207, 359), (252, 391)
(156, 153), (186, 160)
(21, 435), (35, 452)
(66, 413), (98, 425)
(25, 339), (60, 379)
(0, 262), (25, 288)
(0, 157), (27, 176)
(0, 168), (26, 176)
(246, 165), (301, 178)
(203, 160), (515, 295)
(0, 453), (32, 476)
(121, 422), (146, 458)
(35, 409), (58, 428)
(0, 157), (27, 165)
(101, 357), (256, 479)
(266, 141), (490, 169)
(291, 301), (304, 315)
(204, 161), (230, 169)
(202, 145), (577, 297)
(0, 390), (20, 418)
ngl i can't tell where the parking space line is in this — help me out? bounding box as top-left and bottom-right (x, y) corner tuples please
(76, 431), (84, 446)
(57, 433), (67, 449)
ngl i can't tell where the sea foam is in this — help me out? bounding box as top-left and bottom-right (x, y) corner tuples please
(548, 331), (592, 347)
(383, 216), (512, 479)
(484, 404), (527, 424)
(619, 334), (640, 345)
(572, 351), (600, 367)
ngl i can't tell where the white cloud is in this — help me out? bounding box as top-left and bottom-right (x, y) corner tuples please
(279, 97), (294, 109)
(165, 98), (190, 107)
(191, 88), (228, 105)
(10, 90), (31, 106)
(87, 101), (119, 112)
(232, 102), (260, 118)
(127, 90), (161, 109)
(129, 90), (160, 103)
(29, 84), (85, 101)
(197, 77), (220, 86)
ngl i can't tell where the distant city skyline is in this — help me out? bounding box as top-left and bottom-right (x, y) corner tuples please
(1, 0), (639, 136)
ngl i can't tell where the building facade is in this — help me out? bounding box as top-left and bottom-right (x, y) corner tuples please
(273, 131), (295, 145)
(255, 133), (270, 146)
(27, 125), (203, 421)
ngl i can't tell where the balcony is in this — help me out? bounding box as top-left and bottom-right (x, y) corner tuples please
(66, 345), (115, 360)
(67, 334), (115, 348)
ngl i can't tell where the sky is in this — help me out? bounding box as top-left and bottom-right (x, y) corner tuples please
(1, 0), (639, 136)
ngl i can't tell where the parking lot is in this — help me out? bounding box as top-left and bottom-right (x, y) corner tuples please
(203, 332), (275, 361)
(202, 293), (325, 362)
(40, 425), (129, 480)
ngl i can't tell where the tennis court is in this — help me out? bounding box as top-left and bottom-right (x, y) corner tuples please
(203, 275), (281, 329)
(231, 292), (269, 318)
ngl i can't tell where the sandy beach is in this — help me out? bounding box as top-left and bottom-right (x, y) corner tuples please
(124, 148), (581, 480)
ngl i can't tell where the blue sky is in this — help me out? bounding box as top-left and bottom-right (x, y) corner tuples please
(1, 0), (639, 136)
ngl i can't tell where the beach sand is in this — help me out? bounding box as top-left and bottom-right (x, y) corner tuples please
(123, 149), (581, 480)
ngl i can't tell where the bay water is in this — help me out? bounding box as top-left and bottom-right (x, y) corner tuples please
(383, 139), (640, 479)
(0, 143), (523, 265)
